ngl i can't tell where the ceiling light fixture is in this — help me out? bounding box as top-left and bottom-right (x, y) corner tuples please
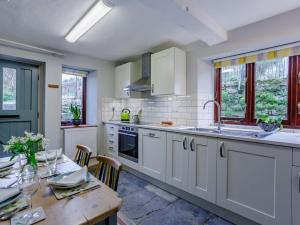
(65, 0), (112, 43)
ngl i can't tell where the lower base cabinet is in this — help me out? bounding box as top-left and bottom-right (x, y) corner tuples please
(117, 126), (294, 225)
(217, 139), (292, 225)
(166, 132), (217, 203)
(139, 129), (167, 181)
(292, 166), (300, 225)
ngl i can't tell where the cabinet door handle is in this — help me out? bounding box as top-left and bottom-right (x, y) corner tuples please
(219, 142), (225, 158)
(183, 137), (187, 150)
(148, 133), (156, 137)
(151, 84), (154, 93)
(190, 138), (195, 151)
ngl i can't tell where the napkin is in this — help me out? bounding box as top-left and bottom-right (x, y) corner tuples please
(47, 166), (88, 187)
(0, 187), (20, 203)
(36, 148), (63, 161)
(0, 177), (17, 189)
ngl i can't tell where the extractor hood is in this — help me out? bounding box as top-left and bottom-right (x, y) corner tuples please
(125, 53), (151, 92)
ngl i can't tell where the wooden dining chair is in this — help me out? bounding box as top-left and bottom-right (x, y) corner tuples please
(93, 155), (122, 191)
(74, 144), (92, 167)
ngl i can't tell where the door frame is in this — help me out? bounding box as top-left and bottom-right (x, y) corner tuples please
(0, 56), (45, 134)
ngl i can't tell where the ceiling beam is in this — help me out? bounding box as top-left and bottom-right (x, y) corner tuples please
(138, 0), (227, 45)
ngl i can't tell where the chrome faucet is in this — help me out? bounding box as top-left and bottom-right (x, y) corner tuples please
(203, 100), (222, 132)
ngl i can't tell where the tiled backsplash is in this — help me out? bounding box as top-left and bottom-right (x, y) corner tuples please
(101, 93), (214, 127)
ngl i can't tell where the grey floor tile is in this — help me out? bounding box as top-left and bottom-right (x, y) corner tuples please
(118, 171), (234, 225)
(205, 216), (234, 225)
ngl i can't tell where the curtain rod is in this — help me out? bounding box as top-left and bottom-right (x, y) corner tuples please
(0, 38), (64, 57)
(213, 40), (300, 62)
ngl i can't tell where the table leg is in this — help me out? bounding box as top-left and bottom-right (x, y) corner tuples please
(105, 214), (117, 225)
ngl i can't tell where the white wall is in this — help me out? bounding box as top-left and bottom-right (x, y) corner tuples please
(179, 7), (300, 122)
(0, 45), (115, 152)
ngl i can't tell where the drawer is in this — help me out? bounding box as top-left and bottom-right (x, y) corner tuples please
(105, 124), (118, 133)
(106, 139), (117, 146)
(293, 149), (300, 166)
(139, 129), (165, 138)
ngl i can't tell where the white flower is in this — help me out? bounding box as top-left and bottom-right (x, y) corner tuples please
(3, 145), (10, 152)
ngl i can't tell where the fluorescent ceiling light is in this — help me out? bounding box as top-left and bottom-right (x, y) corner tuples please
(65, 0), (112, 43)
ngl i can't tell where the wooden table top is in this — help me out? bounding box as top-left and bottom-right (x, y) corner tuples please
(0, 156), (122, 225)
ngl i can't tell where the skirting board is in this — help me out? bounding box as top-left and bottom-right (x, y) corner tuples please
(123, 165), (260, 225)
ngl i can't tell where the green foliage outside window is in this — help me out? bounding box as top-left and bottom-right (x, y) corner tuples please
(221, 57), (288, 120)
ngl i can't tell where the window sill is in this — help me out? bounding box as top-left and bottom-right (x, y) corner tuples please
(60, 124), (97, 129)
(215, 122), (300, 133)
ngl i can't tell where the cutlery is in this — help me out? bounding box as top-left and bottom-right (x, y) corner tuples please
(67, 185), (100, 200)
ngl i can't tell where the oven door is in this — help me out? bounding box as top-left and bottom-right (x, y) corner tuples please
(118, 131), (138, 163)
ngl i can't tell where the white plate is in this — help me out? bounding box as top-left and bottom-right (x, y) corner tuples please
(36, 149), (63, 162)
(50, 180), (87, 189)
(0, 161), (14, 170)
(0, 168), (13, 178)
(0, 165), (13, 172)
(0, 193), (21, 209)
(47, 168), (88, 189)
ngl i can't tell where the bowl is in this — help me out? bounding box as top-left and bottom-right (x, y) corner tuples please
(258, 122), (280, 133)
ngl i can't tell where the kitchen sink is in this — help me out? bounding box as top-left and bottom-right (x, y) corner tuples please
(185, 127), (272, 138)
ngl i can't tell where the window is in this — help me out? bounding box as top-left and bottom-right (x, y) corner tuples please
(221, 64), (246, 118)
(255, 57), (288, 119)
(61, 69), (87, 125)
(3, 67), (16, 110)
(215, 56), (297, 127)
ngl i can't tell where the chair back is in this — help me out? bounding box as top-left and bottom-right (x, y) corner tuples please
(94, 155), (122, 191)
(74, 144), (92, 167)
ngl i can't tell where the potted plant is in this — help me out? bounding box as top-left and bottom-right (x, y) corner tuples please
(256, 115), (283, 133)
(3, 131), (48, 168)
(70, 104), (81, 126)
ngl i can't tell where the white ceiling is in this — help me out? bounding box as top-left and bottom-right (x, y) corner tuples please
(196, 0), (300, 30)
(0, 0), (299, 61)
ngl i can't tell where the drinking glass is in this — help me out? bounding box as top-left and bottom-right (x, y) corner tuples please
(45, 149), (58, 176)
(19, 165), (40, 224)
(13, 155), (22, 179)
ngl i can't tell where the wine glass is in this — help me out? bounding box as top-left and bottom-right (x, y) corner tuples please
(18, 165), (40, 224)
(45, 149), (58, 176)
(13, 155), (22, 180)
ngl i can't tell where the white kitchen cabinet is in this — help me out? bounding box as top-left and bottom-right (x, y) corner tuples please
(63, 127), (97, 159)
(292, 166), (300, 225)
(217, 139), (292, 225)
(188, 136), (217, 203)
(166, 132), (217, 203)
(139, 129), (166, 181)
(166, 132), (189, 190)
(115, 62), (139, 98)
(151, 47), (186, 96)
(103, 124), (118, 157)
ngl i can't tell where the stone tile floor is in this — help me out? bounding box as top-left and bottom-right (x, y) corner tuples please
(117, 171), (234, 225)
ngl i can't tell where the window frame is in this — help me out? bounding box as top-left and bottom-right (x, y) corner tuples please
(61, 75), (87, 126)
(215, 56), (298, 128)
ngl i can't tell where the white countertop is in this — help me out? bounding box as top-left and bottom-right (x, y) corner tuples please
(103, 120), (300, 149)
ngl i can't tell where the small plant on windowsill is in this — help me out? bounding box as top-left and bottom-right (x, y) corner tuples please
(256, 115), (283, 133)
(70, 104), (81, 126)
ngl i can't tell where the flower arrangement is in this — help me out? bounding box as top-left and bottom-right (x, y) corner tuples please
(3, 131), (48, 168)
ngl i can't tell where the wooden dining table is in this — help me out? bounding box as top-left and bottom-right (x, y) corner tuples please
(0, 155), (122, 225)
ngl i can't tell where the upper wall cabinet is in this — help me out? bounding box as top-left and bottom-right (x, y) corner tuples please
(151, 47), (186, 96)
(115, 62), (140, 98)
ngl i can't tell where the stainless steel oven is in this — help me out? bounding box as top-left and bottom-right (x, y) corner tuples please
(118, 125), (138, 163)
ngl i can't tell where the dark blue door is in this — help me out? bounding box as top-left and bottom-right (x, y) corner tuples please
(0, 59), (39, 157)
